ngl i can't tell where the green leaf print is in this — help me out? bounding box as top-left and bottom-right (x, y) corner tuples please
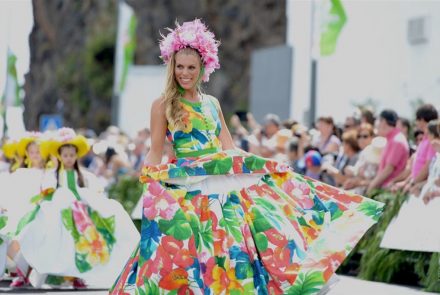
(188, 214), (201, 251)
(297, 216), (309, 227)
(254, 198), (276, 211)
(215, 256), (226, 268)
(189, 214), (202, 251)
(200, 219), (214, 249)
(139, 280), (159, 295)
(286, 271), (325, 295)
(61, 208), (80, 242)
(254, 232), (268, 252)
(15, 206), (40, 236)
(90, 210), (116, 249)
(75, 252), (92, 273)
(0, 215), (7, 230)
(251, 208), (273, 233)
(357, 201), (384, 222)
(45, 275), (67, 286)
(220, 202), (243, 243)
(90, 210), (115, 233)
(158, 210), (192, 241)
(243, 282), (256, 294)
(244, 155), (266, 171)
(203, 157), (233, 174)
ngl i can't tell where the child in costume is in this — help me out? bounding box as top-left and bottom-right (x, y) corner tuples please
(110, 19), (384, 294)
(0, 132), (48, 286)
(2, 132), (47, 236)
(1, 138), (22, 173)
(14, 128), (139, 288)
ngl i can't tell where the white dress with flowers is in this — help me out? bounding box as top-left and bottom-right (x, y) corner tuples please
(0, 168), (45, 235)
(17, 169), (139, 287)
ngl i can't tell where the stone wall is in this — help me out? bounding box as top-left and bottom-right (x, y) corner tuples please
(24, 0), (286, 132)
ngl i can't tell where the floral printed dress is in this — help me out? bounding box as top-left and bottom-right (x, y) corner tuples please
(17, 169), (139, 287)
(110, 95), (384, 295)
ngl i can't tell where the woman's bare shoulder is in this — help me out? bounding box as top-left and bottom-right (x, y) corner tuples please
(151, 96), (166, 113)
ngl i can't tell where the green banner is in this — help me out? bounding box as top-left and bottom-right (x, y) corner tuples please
(320, 0), (347, 56)
(119, 14), (137, 92)
(1, 49), (21, 112)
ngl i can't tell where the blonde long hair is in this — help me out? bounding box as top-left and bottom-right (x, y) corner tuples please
(163, 48), (203, 131)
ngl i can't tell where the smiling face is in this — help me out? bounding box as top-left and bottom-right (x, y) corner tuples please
(174, 49), (202, 91)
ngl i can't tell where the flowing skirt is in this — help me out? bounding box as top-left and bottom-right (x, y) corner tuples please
(18, 186), (139, 287)
(110, 150), (383, 294)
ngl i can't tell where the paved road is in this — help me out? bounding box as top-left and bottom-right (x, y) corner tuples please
(0, 276), (437, 294)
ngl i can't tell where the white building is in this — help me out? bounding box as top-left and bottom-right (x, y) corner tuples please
(288, 0), (440, 125)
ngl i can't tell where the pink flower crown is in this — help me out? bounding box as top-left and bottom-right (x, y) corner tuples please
(55, 127), (77, 142)
(159, 19), (220, 82)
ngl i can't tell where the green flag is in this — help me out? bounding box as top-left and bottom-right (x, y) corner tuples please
(1, 48), (25, 138)
(120, 14), (137, 92)
(320, 0), (347, 56)
(1, 49), (21, 111)
(114, 1), (137, 95)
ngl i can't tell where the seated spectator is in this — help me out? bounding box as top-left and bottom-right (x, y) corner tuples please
(322, 130), (361, 186)
(273, 129), (292, 162)
(343, 136), (386, 194)
(390, 104), (438, 194)
(304, 150), (323, 181)
(422, 120), (440, 203)
(248, 114), (281, 158)
(380, 119), (440, 253)
(361, 108), (375, 126)
(397, 117), (411, 140)
(367, 109), (410, 194)
(286, 137), (304, 174)
(344, 123), (375, 177)
(397, 117), (416, 155)
(344, 115), (361, 132)
(313, 116), (341, 160)
(230, 112), (251, 152)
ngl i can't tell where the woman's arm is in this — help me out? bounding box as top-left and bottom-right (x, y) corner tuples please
(143, 97), (168, 166)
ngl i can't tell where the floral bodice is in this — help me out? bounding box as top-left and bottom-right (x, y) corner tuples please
(166, 94), (223, 159)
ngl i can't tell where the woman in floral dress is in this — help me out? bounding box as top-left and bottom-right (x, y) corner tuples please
(110, 19), (384, 295)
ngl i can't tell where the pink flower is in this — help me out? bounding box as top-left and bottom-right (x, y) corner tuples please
(72, 201), (93, 233)
(142, 181), (179, 220)
(159, 19), (220, 82)
(56, 127), (77, 142)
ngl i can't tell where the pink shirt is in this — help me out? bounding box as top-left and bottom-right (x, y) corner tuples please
(411, 135), (436, 179)
(378, 128), (409, 187)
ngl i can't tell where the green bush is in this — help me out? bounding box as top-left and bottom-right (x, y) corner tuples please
(337, 189), (440, 292)
(108, 176), (143, 216)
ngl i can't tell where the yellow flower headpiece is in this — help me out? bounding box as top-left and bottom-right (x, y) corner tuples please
(2, 139), (18, 159)
(46, 128), (90, 159)
(16, 131), (43, 158)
